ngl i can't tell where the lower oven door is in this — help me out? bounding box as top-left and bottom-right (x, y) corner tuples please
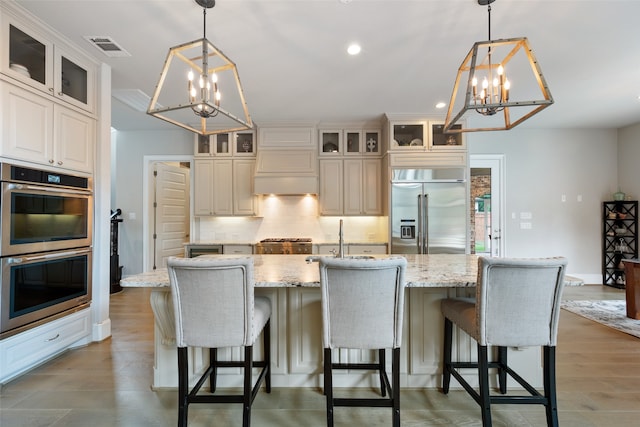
(1, 247), (92, 336)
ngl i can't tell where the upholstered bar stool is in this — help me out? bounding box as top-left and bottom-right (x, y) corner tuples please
(441, 256), (568, 427)
(167, 256), (271, 427)
(319, 256), (407, 427)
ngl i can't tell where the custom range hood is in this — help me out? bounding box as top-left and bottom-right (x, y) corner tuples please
(254, 150), (318, 195)
(253, 127), (319, 195)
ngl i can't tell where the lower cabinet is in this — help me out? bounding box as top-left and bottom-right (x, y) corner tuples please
(0, 308), (91, 384)
(223, 244), (253, 255)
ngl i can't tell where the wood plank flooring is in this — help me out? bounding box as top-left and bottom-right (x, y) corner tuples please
(1, 284), (638, 426)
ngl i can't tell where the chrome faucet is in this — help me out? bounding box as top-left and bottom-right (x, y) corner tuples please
(337, 219), (344, 258)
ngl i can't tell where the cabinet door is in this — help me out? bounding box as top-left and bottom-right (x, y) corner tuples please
(223, 244), (253, 255)
(54, 46), (95, 114)
(233, 130), (256, 156)
(362, 159), (382, 215)
(429, 121), (465, 150)
(2, 18), (53, 93)
(319, 129), (342, 155)
(0, 81), (53, 165)
(212, 159), (233, 215)
(343, 159), (363, 215)
(390, 120), (427, 150)
(319, 159), (343, 215)
(54, 106), (94, 173)
(233, 159), (256, 215)
(193, 159), (214, 215)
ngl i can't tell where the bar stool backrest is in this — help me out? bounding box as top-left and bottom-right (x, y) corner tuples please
(167, 257), (255, 348)
(476, 256), (568, 347)
(319, 256), (407, 350)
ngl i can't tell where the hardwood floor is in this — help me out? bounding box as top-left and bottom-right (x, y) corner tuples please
(1, 285), (638, 426)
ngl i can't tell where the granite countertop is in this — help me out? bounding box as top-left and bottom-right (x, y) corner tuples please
(120, 254), (583, 289)
(121, 254), (478, 289)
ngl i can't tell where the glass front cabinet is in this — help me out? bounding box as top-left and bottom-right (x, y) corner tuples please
(2, 16), (95, 113)
(387, 117), (465, 151)
(194, 130), (255, 157)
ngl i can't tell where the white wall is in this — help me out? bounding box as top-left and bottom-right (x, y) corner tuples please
(113, 129), (193, 278)
(468, 128), (618, 283)
(617, 122), (640, 200)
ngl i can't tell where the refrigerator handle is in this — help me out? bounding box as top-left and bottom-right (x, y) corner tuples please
(417, 194), (422, 253)
(423, 193), (429, 254)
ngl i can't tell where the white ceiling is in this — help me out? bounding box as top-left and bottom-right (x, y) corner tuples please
(14, 0), (640, 132)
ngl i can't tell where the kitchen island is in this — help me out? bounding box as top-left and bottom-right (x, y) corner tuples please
(121, 254), (580, 390)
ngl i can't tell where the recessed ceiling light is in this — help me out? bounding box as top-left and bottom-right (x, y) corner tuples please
(435, 102), (446, 109)
(347, 44), (361, 55)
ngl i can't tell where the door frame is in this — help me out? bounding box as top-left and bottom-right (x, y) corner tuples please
(142, 155), (193, 272)
(470, 154), (506, 257)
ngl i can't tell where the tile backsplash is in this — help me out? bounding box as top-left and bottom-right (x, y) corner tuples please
(195, 195), (388, 243)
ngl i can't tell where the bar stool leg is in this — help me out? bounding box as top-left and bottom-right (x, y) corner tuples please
(243, 346), (253, 427)
(324, 348), (334, 427)
(477, 344), (492, 427)
(379, 348), (387, 396)
(392, 347), (400, 427)
(177, 347), (189, 427)
(442, 318), (453, 394)
(544, 346), (559, 427)
(497, 346), (508, 394)
(209, 348), (217, 393)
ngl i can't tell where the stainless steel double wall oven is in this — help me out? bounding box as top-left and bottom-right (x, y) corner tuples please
(0, 163), (93, 338)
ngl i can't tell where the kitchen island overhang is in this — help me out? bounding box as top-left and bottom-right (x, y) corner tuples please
(121, 254), (581, 390)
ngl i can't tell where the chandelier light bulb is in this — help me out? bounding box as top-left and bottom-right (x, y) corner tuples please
(497, 65), (504, 75)
(211, 73), (218, 83)
(482, 77), (489, 90)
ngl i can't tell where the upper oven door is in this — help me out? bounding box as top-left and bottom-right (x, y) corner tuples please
(1, 182), (93, 256)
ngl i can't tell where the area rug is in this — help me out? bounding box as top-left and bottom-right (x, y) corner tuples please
(561, 300), (640, 339)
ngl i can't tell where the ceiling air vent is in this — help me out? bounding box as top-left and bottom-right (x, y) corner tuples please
(84, 36), (131, 57)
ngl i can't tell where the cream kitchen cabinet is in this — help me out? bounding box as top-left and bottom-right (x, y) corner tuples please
(319, 158), (381, 216)
(193, 158), (256, 216)
(319, 159), (343, 215)
(384, 115), (465, 152)
(344, 129), (381, 155)
(194, 130), (255, 157)
(1, 13), (96, 114)
(223, 244), (253, 255)
(0, 308), (91, 384)
(0, 81), (94, 173)
(232, 159), (257, 215)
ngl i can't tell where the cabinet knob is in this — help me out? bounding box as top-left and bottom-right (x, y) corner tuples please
(57, 161), (63, 165)
(58, 91), (64, 96)
(49, 159), (54, 164)
(49, 87), (54, 93)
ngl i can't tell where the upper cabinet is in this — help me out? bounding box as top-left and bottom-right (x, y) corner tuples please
(194, 130), (256, 157)
(0, 80), (94, 173)
(385, 115), (466, 152)
(344, 129), (381, 156)
(1, 14), (96, 114)
(320, 127), (381, 157)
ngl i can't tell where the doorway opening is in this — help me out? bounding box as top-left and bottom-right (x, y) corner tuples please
(470, 154), (505, 257)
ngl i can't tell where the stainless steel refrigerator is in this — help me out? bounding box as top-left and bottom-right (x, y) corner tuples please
(391, 168), (467, 254)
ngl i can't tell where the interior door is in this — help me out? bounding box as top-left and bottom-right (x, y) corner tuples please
(470, 155), (505, 257)
(153, 162), (190, 269)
